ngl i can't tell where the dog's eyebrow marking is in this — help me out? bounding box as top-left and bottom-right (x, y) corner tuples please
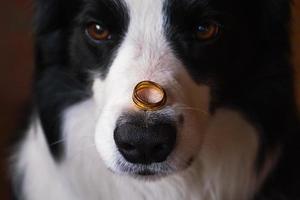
(80, 0), (131, 31)
(83, 0), (127, 16)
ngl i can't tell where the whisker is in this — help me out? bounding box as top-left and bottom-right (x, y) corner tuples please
(50, 139), (66, 146)
(50, 136), (92, 146)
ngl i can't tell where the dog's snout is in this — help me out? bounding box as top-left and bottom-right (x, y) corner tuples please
(114, 114), (177, 164)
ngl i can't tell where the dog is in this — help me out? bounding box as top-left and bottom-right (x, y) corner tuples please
(10, 0), (300, 199)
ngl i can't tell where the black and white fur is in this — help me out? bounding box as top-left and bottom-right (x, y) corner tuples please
(11, 0), (300, 199)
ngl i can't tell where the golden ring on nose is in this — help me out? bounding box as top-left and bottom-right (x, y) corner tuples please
(132, 81), (167, 111)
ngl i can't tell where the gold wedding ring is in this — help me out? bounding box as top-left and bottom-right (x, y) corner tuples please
(132, 81), (167, 111)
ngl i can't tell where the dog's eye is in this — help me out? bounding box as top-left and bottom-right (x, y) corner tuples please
(86, 23), (111, 41)
(196, 21), (220, 41)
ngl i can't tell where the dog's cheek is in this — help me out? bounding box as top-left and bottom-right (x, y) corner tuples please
(92, 80), (128, 169)
(200, 109), (260, 199)
(94, 108), (120, 170)
(92, 79), (106, 110)
(171, 83), (211, 166)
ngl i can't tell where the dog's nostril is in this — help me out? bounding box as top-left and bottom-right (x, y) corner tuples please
(153, 144), (168, 154)
(119, 143), (136, 151)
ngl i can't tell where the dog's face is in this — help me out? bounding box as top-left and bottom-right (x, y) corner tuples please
(66, 0), (246, 177)
(35, 0), (290, 181)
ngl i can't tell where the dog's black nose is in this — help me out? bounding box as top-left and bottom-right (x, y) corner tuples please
(114, 115), (176, 164)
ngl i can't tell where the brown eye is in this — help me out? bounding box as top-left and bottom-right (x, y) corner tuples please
(196, 21), (220, 41)
(86, 23), (111, 41)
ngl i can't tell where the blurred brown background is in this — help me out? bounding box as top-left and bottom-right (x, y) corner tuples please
(0, 0), (33, 199)
(0, 0), (299, 199)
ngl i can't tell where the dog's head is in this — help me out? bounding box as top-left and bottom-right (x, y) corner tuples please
(34, 0), (291, 179)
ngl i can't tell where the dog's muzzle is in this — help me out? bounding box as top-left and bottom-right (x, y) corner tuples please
(113, 81), (176, 165)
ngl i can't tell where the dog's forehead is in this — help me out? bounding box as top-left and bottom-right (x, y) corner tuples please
(82, 0), (238, 18)
(122, 0), (209, 10)
(123, 0), (164, 12)
(119, 0), (210, 25)
(114, 0), (235, 18)
(121, 0), (163, 7)
(122, 0), (210, 5)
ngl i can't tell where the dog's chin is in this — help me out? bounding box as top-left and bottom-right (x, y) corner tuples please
(109, 165), (173, 181)
(130, 170), (170, 181)
(108, 157), (195, 181)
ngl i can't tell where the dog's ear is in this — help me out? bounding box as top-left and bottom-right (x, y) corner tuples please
(34, 0), (80, 35)
(263, 0), (292, 41)
(257, 0), (292, 66)
(260, 0), (292, 33)
(34, 0), (81, 71)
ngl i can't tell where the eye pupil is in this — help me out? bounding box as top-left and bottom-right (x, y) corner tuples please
(86, 23), (111, 41)
(198, 26), (208, 32)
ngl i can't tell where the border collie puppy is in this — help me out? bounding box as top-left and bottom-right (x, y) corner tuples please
(11, 0), (300, 199)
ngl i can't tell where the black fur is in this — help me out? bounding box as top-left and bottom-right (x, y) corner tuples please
(18, 0), (300, 199)
(164, 0), (300, 198)
(33, 0), (129, 159)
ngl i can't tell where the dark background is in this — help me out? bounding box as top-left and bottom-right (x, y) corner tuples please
(0, 0), (299, 199)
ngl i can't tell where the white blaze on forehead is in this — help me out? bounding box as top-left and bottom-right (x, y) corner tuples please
(106, 0), (173, 84)
(123, 0), (165, 39)
(94, 0), (181, 110)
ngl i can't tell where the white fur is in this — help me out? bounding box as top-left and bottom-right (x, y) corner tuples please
(13, 119), (78, 200)
(14, 101), (260, 200)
